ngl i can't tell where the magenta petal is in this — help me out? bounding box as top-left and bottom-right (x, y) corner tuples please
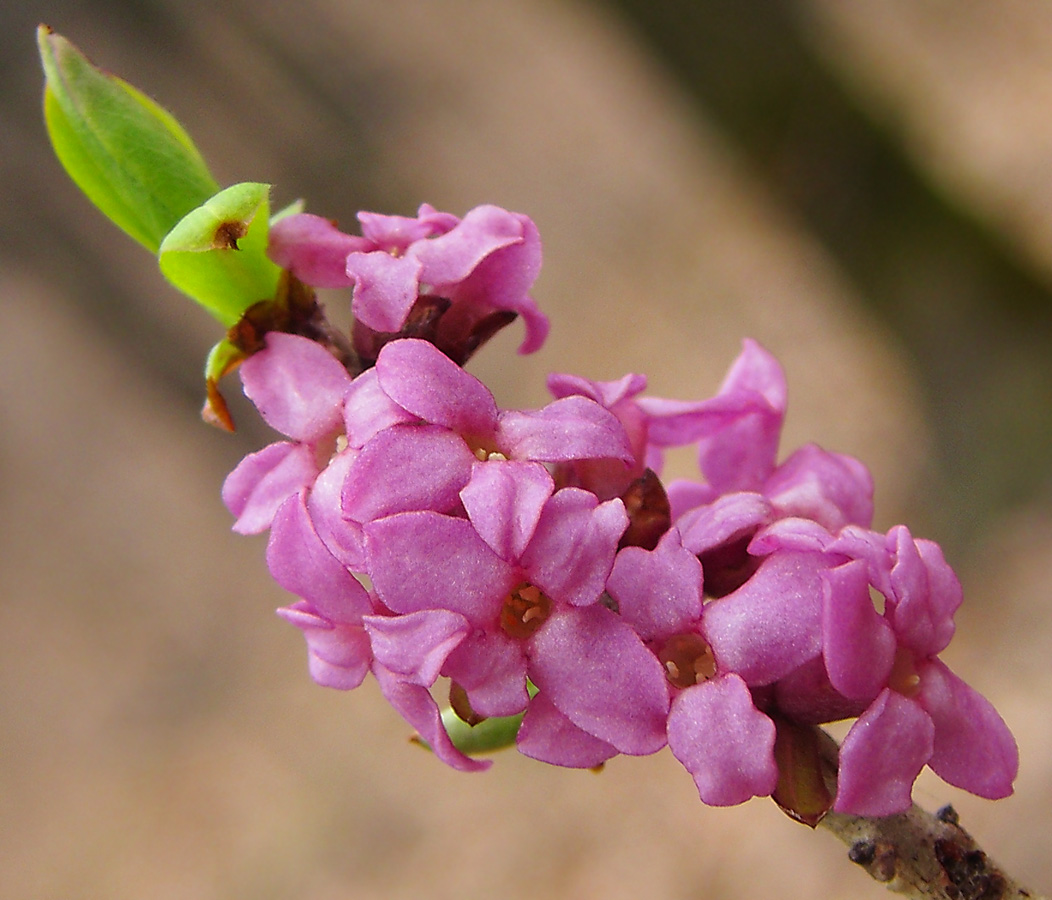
(667, 674), (778, 806)
(704, 552), (825, 685)
(346, 250), (422, 332)
(517, 693), (619, 768)
(411, 204), (524, 288)
(497, 396), (634, 463)
(372, 666), (490, 773)
(277, 602), (372, 690)
(343, 424), (475, 522)
(307, 450), (366, 569)
(764, 444), (875, 531)
(889, 527), (961, 656)
(240, 333), (351, 442)
(823, 560), (896, 700)
(521, 490), (627, 607)
(444, 629), (529, 717)
(357, 205), (457, 248)
(918, 659), (1018, 799)
(376, 339), (499, 436)
(267, 213), (371, 287)
(364, 610), (469, 687)
(342, 369), (418, 449)
(460, 461), (554, 561)
(266, 494), (372, 623)
(749, 517), (835, 557)
(677, 492), (772, 556)
(365, 511), (516, 624)
(528, 605), (669, 755)
(607, 529), (703, 640)
(223, 441), (316, 535)
(834, 690), (934, 816)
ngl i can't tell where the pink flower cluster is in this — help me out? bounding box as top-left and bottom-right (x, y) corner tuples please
(224, 203), (1017, 818)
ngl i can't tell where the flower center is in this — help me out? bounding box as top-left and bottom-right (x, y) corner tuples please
(658, 633), (717, 689)
(500, 583), (552, 640)
(888, 646), (922, 698)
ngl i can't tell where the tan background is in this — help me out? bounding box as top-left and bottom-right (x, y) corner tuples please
(2, 2), (1049, 898)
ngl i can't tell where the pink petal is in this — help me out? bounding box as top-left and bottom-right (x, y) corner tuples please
(460, 461), (554, 561)
(342, 369), (418, 449)
(443, 629), (530, 717)
(306, 449), (366, 569)
(677, 492), (771, 556)
(517, 692), (619, 768)
(764, 444), (874, 531)
(375, 339), (498, 437)
(607, 529), (704, 640)
(342, 424), (475, 523)
(373, 666), (490, 773)
(667, 674), (778, 806)
(346, 250), (424, 333)
(528, 605), (669, 755)
(835, 690), (933, 816)
(497, 396), (634, 464)
(268, 213), (371, 287)
(364, 610), (470, 687)
(240, 333), (351, 442)
(266, 493), (372, 623)
(223, 441), (316, 535)
(521, 490), (627, 607)
(918, 659), (1017, 799)
(277, 602), (372, 690)
(365, 511), (517, 625)
(889, 527), (960, 656)
(822, 560), (896, 700)
(704, 552), (825, 685)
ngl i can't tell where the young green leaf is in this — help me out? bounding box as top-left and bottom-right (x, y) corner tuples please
(159, 182), (282, 326)
(38, 25), (219, 253)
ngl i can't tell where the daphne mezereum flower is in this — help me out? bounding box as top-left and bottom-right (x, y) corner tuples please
(363, 461), (671, 764)
(268, 203), (549, 365)
(336, 338), (635, 528)
(748, 517), (1018, 814)
(607, 528), (779, 806)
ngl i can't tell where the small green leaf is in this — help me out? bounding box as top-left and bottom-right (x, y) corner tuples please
(159, 182), (282, 326)
(38, 26), (219, 253)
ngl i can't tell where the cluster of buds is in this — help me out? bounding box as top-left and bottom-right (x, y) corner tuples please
(224, 203), (1017, 821)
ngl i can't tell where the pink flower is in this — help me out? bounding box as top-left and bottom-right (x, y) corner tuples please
(269, 204), (549, 365)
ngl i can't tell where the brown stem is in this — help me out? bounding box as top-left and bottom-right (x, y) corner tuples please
(814, 730), (1045, 900)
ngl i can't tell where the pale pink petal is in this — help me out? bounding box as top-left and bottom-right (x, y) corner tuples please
(822, 560), (896, 700)
(667, 674), (778, 806)
(364, 610), (470, 687)
(268, 213), (370, 287)
(528, 605), (669, 755)
(521, 490), (627, 607)
(240, 333), (351, 442)
(223, 441), (316, 535)
(375, 339), (498, 437)
(918, 659), (1017, 799)
(277, 602), (372, 690)
(460, 461), (554, 561)
(834, 690), (934, 816)
(517, 693), (619, 768)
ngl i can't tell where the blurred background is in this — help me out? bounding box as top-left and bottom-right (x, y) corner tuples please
(2, 1), (1050, 898)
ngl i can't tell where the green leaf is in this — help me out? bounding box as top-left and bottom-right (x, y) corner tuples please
(159, 182), (282, 326)
(38, 25), (219, 253)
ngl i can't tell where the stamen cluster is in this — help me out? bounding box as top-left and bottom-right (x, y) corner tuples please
(225, 203), (1017, 818)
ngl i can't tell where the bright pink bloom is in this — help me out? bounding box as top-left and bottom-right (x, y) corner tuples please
(269, 204), (549, 364)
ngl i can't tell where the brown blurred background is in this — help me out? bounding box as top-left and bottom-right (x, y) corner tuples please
(2, 2), (1050, 898)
